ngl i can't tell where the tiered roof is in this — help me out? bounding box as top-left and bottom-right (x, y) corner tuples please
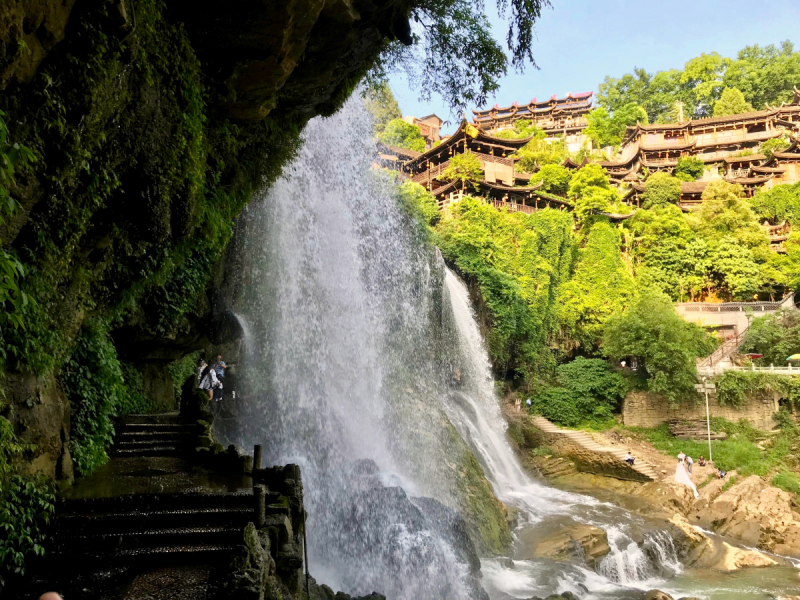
(472, 92), (593, 129)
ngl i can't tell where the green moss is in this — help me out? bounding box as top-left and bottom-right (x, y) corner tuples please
(457, 448), (512, 555)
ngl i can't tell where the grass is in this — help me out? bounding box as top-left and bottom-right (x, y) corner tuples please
(721, 476), (739, 493)
(697, 473), (717, 490)
(772, 470), (800, 494)
(627, 421), (792, 478)
(530, 446), (554, 457)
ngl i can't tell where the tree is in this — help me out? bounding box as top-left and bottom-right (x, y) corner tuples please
(681, 52), (728, 117)
(379, 118), (426, 152)
(689, 180), (768, 253)
(494, 119), (540, 140)
(674, 156), (705, 181)
(641, 173), (681, 209)
(625, 204), (694, 261)
(441, 150), (483, 188)
(760, 136), (791, 160)
(531, 164), (572, 196)
(585, 103), (647, 149)
(740, 309), (800, 366)
(750, 182), (800, 225)
(568, 164), (621, 221)
(364, 82), (402, 135)
(713, 87), (754, 117)
(558, 220), (635, 349)
(513, 130), (568, 171)
(372, 0), (552, 113)
(602, 293), (716, 404)
(708, 237), (762, 300)
(531, 357), (628, 427)
(722, 41), (800, 109)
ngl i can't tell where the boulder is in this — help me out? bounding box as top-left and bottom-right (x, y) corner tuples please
(717, 542), (777, 571)
(644, 592), (674, 600)
(688, 475), (800, 557)
(527, 523), (610, 567)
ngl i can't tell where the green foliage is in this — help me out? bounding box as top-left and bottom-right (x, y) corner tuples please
(641, 173), (682, 209)
(750, 183), (800, 225)
(772, 470), (800, 494)
(597, 41), (800, 121)
(567, 164), (621, 222)
(632, 422), (790, 477)
(363, 82), (402, 135)
(59, 319), (149, 476)
(584, 103), (647, 148)
(740, 310), (800, 367)
(400, 180), (440, 228)
(530, 357), (628, 427)
(0, 475), (55, 583)
(674, 156), (705, 181)
(603, 293), (715, 404)
(441, 150), (483, 187)
(435, 198), (574, 380)
(379, 118), (426, 152)
(714, 371), (796, 408)
(373, 0), (551, 112)
(531, 164), (572, 196)
(493, 119), (541, 140)
(169, 351), (200, 405)
(558, 221), (634, 349)
(513, 129), (568, 172)
(760, 135), (791, 161)
(713, 87), (754, 117)
(529, 446), (554, 457)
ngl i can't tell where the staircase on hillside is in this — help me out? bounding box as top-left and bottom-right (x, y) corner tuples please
(531, 416), (659, 481)
(697, 328), (748, 369)
(112, 413), (200, 457)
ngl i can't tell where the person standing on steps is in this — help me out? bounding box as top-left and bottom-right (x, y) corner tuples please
(685, 454), (694, 475)
(213, 354), (227, 401)
(198, 360), (219, 400)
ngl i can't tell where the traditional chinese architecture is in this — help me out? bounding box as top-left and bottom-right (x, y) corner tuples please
(472, 92), (594, 153)
(402, 114), (443, 148)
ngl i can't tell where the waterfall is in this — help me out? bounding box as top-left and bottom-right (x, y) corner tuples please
(218, 94), (685, 599)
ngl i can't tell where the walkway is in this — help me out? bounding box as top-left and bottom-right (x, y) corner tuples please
(531, 416), (659, 481)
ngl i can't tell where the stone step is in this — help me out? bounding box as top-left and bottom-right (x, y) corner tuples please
(110, 445), (187, 457)
(116, 431), (196, 443)
(117, 413), (189, 425)
(58, 491), (258, 516)
(51, 525), (245, 553)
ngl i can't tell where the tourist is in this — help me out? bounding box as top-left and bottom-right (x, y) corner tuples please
(514, 398), (521, 413)
(685, 455), (694, 474)
(698, 456), (706, 467)
(526, 398), (532, 410)
(717, 468), (728, 479)
(214, 354), (227, 379)
(198, 361), (219, 400)
(196, 357), (207, 383)
(624, 451), (635, 466)
(677, 450), (686, 464)
(675, 458), (699, 499)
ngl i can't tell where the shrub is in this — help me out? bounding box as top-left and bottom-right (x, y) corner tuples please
(674, 156), (704, 181)
(760, 136), (791, 160)
(773, 470), (800, 494)
(603, 293), (716, 404)
(441, 150), (483, 189)
(379, 118), (426, 152)
(713, 88), (753, 117)
(532, 164), (572, 196)
(641, 173), (681, 209)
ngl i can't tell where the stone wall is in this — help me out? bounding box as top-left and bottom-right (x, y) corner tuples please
(622, 390), (779, 430)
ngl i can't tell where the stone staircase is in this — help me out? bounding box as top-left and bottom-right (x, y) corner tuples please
(111, 413), (200, 457)
(531, 416), (659, 481)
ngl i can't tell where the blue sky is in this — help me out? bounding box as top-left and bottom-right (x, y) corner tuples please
(388, 0), (800, 134)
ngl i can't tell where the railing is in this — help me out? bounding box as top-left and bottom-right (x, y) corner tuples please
(676, 301), (785, 312)
(728, 168), (749, 179)
(698, 330), (746, 367)
(493, 200), (536, 214)
(698, 364), (800, 377)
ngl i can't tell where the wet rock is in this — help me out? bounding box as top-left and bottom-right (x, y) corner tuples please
(524, 522), (610, 568)
(644, 591), (674, 600)
(717, 542), (777, 570)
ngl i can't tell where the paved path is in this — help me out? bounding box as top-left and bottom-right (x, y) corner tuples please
(531, 416), (659, 481)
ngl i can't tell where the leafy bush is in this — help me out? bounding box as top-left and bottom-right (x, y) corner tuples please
(0, 475), (55, 584)
(713, 87), (753, 117)
(740, 309), (800, 366)
(714, 370), (797, 408)
(435, 198), (574, 380)
(750, 182), (800, 225)
(760, 136), (791, 160)
(169, 351), (200, 405)
(379, 118), (426, 152)
(584, 103), (647, 149)
(531, 357), (628, 427)
(441, 150), (483, 188)
(674, 156), (705, 181)
(603, 293), (716, 404)
(772, 470), (800, 494)
(641, 173), (681, 209)
(59, 319), (150, 476)
(531, 164), (572, 196)
(513, 129), (568, 172)
(567, 164), (622, 222)
(558, 221), (635, 350)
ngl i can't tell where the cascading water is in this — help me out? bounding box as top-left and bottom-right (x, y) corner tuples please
(215, 94), (794, 600)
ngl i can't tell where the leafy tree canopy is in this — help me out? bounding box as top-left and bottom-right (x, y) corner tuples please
(597, 41), (800, 122)
(750, 182), (800, 225)
(494, 119), (541, 139)
(558, 220), (635, 350)
(531, 163), (572, 196)
(689, 180), (768, 252)
(441, 149), (483, 187)
(568, 164), (621, 221)
(585, 103), (647, 149)
(641, 172), (682, 209)
(379, 118), (426, 152)
(364, 82), (402, 135)
(602, 293), (716, 404)
(513, 131), (568, 172)
(740, 309), (800, 367)
(372, 0), (552, 113)
(713, 87), (754, 117)
(760, 136), (791, 161)
(674, 156), (705, 181)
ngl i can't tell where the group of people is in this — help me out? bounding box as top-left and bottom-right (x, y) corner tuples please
(198, 355), (227, 401)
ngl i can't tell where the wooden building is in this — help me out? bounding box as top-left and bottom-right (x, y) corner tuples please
(402, 114), (443, 149)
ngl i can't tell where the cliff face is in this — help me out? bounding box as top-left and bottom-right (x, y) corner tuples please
(0, 0), (411, 480)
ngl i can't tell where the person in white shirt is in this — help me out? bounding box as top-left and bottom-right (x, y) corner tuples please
(198, 361), (219, 400)
(677, 451), (686, 464)
(685, 455), (694, 474)
(624, 451), (635, 466)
